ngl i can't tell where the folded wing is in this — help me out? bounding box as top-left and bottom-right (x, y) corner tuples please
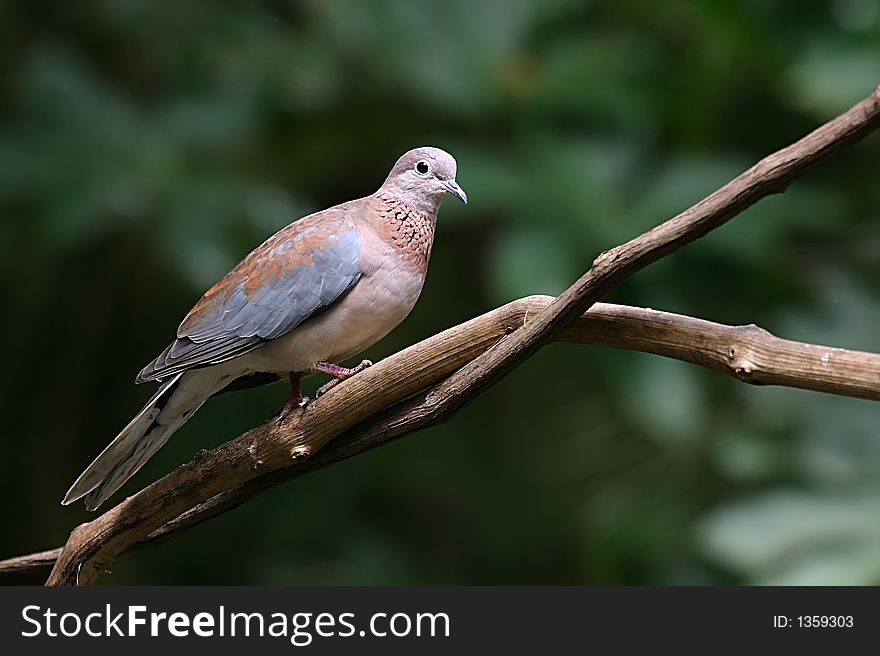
(137, 210), (363, 383)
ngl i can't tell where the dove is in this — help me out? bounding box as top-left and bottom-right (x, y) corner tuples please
(63, 146), (466, 510)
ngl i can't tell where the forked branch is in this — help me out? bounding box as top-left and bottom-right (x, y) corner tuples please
(23, 84), (880, 585)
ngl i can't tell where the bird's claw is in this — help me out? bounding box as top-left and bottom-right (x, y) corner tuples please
(315, 379), (339, 399)
(277, 395), (310, 423)
(314, 359), (373, 399)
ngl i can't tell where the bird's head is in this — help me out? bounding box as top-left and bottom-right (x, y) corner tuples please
(379, 146), (467, 212)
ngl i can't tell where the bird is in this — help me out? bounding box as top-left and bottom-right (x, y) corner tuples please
(63, 146), (467, 511)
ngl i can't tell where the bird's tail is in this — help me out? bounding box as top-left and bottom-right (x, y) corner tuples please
(63, 371), (209, 511)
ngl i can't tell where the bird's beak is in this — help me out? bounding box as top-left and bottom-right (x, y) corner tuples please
(443, 179), (468, 204)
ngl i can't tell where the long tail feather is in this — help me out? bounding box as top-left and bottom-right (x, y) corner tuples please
(62, 371), (208, 511)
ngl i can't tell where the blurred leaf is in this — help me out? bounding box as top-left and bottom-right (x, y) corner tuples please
(788, 42), (880, 116)
(699, 491), (880, 584)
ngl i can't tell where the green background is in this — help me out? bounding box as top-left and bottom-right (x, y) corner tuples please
(2, 0), (880, 585)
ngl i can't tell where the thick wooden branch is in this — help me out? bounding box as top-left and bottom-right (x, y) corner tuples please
(7, 296), (880, 577)
(38, 85), (880, 585)
(561, 302), (880, 399)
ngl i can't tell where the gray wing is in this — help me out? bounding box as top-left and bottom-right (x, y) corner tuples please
(137, 213), (362, 383)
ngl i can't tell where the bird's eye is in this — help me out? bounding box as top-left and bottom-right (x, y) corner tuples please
(415, 160), (431, 176)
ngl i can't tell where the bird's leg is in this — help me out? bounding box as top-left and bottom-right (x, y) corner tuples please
(313, 359), (373, 398)
(278, 372), (309, 422)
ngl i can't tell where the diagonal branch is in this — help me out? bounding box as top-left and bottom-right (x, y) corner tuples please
(5, 296), (880, 577)
(40, 85), (880, 585)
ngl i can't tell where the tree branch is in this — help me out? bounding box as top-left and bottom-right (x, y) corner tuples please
(36, 85), (880, 585)
(7, 295), (880, 577)
(0, 549), (63, 575)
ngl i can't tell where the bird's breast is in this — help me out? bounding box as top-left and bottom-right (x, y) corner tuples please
(370, 194), (437, 272)
(238, 201), (435, 374)
(243, 254), (427, 374)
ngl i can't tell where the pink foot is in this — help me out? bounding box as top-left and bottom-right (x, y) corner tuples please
(314, 359), (372, 398)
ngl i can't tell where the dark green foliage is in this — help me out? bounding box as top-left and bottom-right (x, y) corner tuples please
(2, 0), (880, 584)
